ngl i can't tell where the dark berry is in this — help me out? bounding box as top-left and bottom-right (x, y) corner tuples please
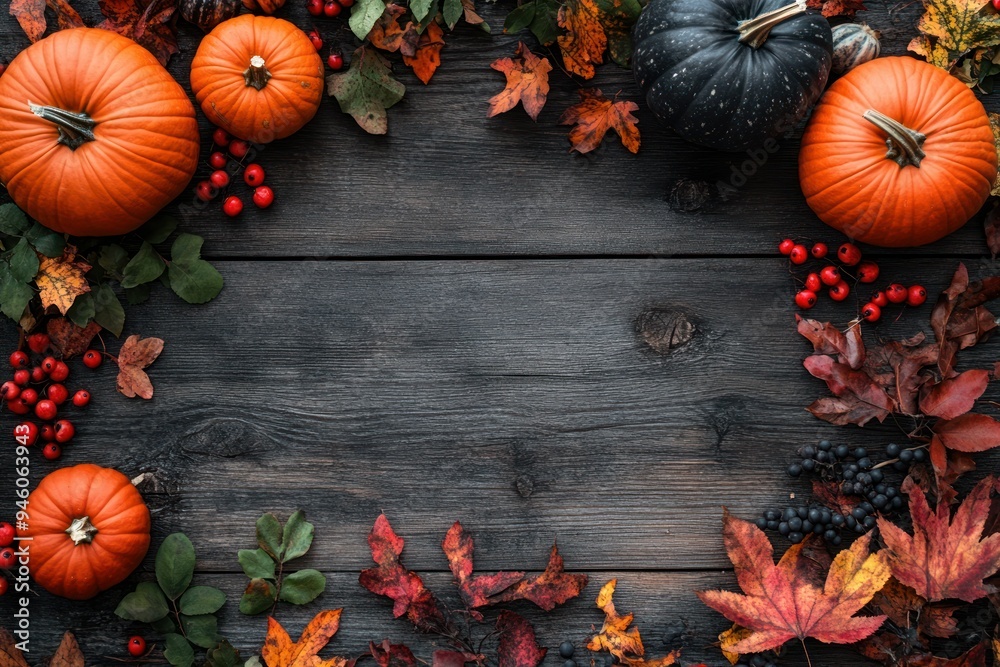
(886, 442), (901, 457)
(899, 449), (914, 463)
(912, 448), (926, 462)
(787, 463), (802, 477)
(559, 643), (574, 659)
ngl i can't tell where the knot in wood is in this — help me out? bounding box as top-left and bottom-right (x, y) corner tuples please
(514, 474), (534, 498)
(636, 308), (696, 355)
(666, 179), (712, 213)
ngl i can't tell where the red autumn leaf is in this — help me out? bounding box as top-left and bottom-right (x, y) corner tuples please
(806, 396), (891, 427)
(116, 334), (164, 400)
(431, 651), (483, 667)
(488, 42), (552, 121)
(803, 354), (894, 425)
(494, 543), (587, 610)
(927, 264), (1000, 376)
(441, 521), (525, 613)
(805, 0), (865, 16)
(402, 21), (444, 85)
(46, 318), (101, 358)
(369, 640), (416, 667)
(986, 205), (1000, 260)
(796, 316), (864, 370)
(10, 0), (83, 42)
(496, 611), (546, 667)
(97, 0), (178, 66)
(812, 480), (859, 515)
(919, 369), (991, 419)
(697, 510), (890, 654)
(878, 476), (1000, 602)
(558, 89), (639, 155)
(934, 413), (1000, 452)
(908, 642), (988, 666)
(359, 514), (448, 633)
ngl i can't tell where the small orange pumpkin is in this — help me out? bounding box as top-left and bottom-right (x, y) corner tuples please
(190, 15), (324, 144)
(17, 464), (151, 600)
(0, 28), (200, 237)
(799, 56), (997, 247)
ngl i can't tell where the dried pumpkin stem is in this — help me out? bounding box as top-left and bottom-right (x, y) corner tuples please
(244, 55), (272, 91)
(65, 516), (98, 545)
(737, 0), (808, 49)
(28, 103), (96, 150)
(863, 109), (926, 168)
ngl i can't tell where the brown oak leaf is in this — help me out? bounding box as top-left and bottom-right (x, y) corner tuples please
(494, 543), (587, 610)
(487, 42), (552, 121)
(36, 248), (90, 316)
(10, 0), (83, 42)
(557, 0), (606, 78)
(496, 611), (547, 667)
(98, 0), (179, 66)
(262, 609), (349, 667)
(402, 22), (444, 84)
(46, 318), (101, 358)
(558, 89), (639, 154)
(441, 521), (524, 615)
(368, 5), (419, 56)
(587, 580), (679, 667)
(116, 334), (164, 400)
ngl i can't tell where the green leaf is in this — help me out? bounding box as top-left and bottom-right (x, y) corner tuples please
(0, 204), (30, 236)
(239, 578), (277, 615)
(206, 640), (242, 667)
(24, 222), (64, 257)
(99, 244), (129, 275)
(327, 48), (406, 135)
(156, 533), (196, 600)
(411, 0), (433, 20)
(114, 581), (170, 622)
(443, 0), (462, 28)
(504, 1), (535, 33)
(256, 513), (283, 559)
(126, 283), (152, 305)
(122, 242), (166, 288)
(181, 613), (220, 649)
(278, 569), (326, 605)
(238, 548), (276, 580)
(163, 633), (195, 667)
(0, 264), (33, 323)
(529, 0), (559, 45)
(595, 0), (641, 67)
(179, 585), (227, 615)
(8, 238), (38, 283)
(66, 293), (96, 328)
(245, 657), (263, 667)
(139, 215), (178, 244)
(168, 234), (224, 304)
(92, 283), (125, 336)
(349, 0), (386, 40)
(415, 0), (439, 29)
(280, 510), (314, 562)
(150, 615), (177, 634)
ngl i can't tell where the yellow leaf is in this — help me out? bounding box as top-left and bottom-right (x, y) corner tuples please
(718, 626), (753, 665)
(587, 580), (678, 667)
(36, 247), (90, 315)
(262, 609), (349, 667)
(909, 0), (1000, 69)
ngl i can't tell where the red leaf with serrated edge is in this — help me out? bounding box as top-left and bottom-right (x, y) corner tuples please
(919, 369), (990, 419)
(359, 514), (448, 633)
(803, 355), (894, 425)
(806, 395), (890, 426)
(934, 413), (1000, 452)
(369, 641), (416, 667)
(431, 651), (483, 667)
(494, 544), (587, 610)
(878, 476), (1000, 603)
(496, 611), (546, 667)
(442, 522), (525, 612)
(796, 316), (864, 370)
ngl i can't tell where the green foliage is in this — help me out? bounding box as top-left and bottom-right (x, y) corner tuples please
(239, 511), (326, 615)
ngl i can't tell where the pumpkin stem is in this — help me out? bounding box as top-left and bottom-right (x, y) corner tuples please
(863, 109), (926, 168)
(28, 103), (96, 150)
(244, 55), (272, 91)
(65, 516), (98, 545)
(737, 0), (809, 48)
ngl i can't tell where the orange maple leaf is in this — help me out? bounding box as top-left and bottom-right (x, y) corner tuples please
(36, 247), (90, 316)
(368, 4), (419, 56)
(403, 22), (444, 85)
(9, 0), (83, 42)
(587, 580), (679, 667)
(557, 0), (606, 79)
(262, 609), (349, 667)
(697, 510), (890, 656)
(487, 42), (552, 121)
(558, 89), (639, 154)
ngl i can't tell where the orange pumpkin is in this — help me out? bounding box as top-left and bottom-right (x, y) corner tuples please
(190, 15), (324, 144)
(0, 28), (200, 237)
(17, 464), (151, 600)
(799, 56), (997, 247)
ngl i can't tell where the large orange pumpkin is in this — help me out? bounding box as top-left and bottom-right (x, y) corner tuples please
(17, 464), (151, 600)
(799, 56), (997, 247)
(0, 28), (200, 237)
(190, 15), (324, 144)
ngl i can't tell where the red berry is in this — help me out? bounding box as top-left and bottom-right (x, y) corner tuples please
(340, 0), (354, 7)
(72, 390), (91, 407)
(794, 290), (817, 310)
(994, 0), (1000, 10)
(41, 443), (61, 461)
(30, 366), (45, 383)
(323, 0), (342, 16)
(307, 0), (323, 13)
(0, 548), (14, 569)
(837, 242), (862, 266)
(12, 370), (29, 386)
(209, 151), (228, 169)
(0, 577), (7, 596)
(862, 302), (882, 322)
(34, 399), (57, 421)
(26, 333), (49, 354)
(907, 285), (928, 307)
(327, 52), (344, 70)
(9, 351), (27, 369)
(804, 273), (822, 292)
(870, 290), (888, 308)
(0, 523), (13, 547)
(82, 350), (102, 369)
(212, 128), (230, 146)
(46, 383), (68, 405)
(244, 164), (265, 187)
(819, 265), (841, 286)
(778, 238), (795, 255)
(195, 180), (216, 202)
(128, 636), (147, 658)
(13, 421), (37, 446)
(229, 139), (250, 159)
(810, 242), (828, 259)
(307, 29), (323, 51)
(54, 419), (74, 443)
(19, 388), (37, 406)
(6, 399), (29, 416)
(39, 424), (55, 442)
(886, 283), (908, 304)
(857, 260), (880, 284)
(252, 186), (275, 209)
(49, 361), (69, 383)
(828, 280), (851, 302)
(41, 356), (56, 373)
(789, 244), (808, 265)
(0, 382), (19, 401)
(210, 169), (230, 188)
(223, 195), (244, 217)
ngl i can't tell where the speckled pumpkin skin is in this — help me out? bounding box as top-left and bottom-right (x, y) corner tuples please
(633, 0), (832, 151)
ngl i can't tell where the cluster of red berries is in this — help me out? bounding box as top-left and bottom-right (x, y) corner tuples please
(780, 239), (926, 322)
(0, 520), (15, 595)
(305, 28), (344, 70)
(306, 0), (353, 18)
(196, 128), (275, 217)
(4, 333), (101, 461)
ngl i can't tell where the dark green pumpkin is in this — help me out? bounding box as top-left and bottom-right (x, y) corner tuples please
(633, 0), (832, 151)
(179, 0), (241, 30)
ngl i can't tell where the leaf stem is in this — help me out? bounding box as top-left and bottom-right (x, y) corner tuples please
(270, 558), (284, 617)
(171, 598), (187, 639)
(800, 639), (812, 667)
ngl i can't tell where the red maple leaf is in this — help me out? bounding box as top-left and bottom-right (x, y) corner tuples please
(441, 521), (525, 615)
(494, 543), (587, 610)
(369, 640), (416, 667)
(496, 611), (546, 667)
(97, 0), (178, 66)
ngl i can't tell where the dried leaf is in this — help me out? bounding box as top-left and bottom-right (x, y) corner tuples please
(262, 609), (349, 667)
(494, 543), (587, 611)
(908, 642), (988, 666)
(989, 115), (1000, 198)
(369, 640), (416, 667)
(9, 0), (83, 42)
(431, 651), (482, 667)
(934, 413), (1000, 452)
(805, 0), (865, 16)
(49, 632), (85, 667)
(557, 0), (606, 79)
(36, 248), (91, 316)
(496, 611), (546, 667)
(919, 369), (990, 419)
(368, 5), (419, 56)
(46, 318), (101, 358)
(487, 42), (552, 121)
(908, 0), (1000, 69)
(558, 89), (639, 154)
(587, 580), (679, 667)
(0, 629), (29, 667)
(402, 21), (444, 84)
(116, 334), (164, 400)
(327, 48), (406, 135)
(98, 0), (178, 66)
(803, 354), (894, 425)
(441, 521), (524, 613)
(878, 476), (1000, 602)
(697, 510), (889, 653)
(812, 480), (859, 516)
